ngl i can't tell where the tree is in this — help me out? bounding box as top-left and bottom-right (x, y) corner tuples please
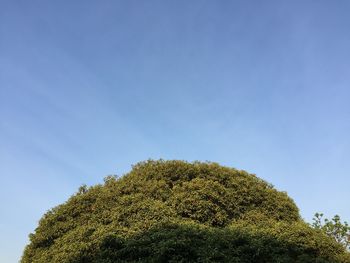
(21, 160), (350, 262)
(312, 212), (350, 251)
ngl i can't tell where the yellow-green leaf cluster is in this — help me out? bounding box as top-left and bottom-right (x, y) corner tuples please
(21, 160), (350, 262)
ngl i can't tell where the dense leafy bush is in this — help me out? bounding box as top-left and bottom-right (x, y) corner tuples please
(21, 160), (350, 262)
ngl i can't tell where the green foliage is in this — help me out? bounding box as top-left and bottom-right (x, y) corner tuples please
(312, 213), (350, 251)
(21, 160), (350, 262)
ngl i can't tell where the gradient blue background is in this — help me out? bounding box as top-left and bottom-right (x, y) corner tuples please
(1, 1), (350, 262)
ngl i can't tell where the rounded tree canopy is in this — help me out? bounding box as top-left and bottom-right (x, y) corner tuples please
(22, 160), (350, 262)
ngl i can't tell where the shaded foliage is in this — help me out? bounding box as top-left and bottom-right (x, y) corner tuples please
(21, 160), (350, 262)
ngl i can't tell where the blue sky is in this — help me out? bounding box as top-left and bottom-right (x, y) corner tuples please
(1, 1), (350, 262)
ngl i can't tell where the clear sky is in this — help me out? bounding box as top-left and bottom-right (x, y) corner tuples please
(1, 1), (350, 262)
